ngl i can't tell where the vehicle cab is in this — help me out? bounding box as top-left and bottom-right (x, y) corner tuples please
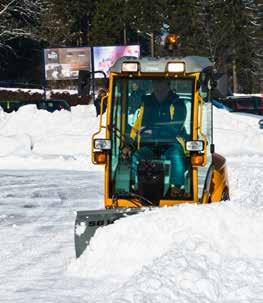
(90, 56), (229, 207)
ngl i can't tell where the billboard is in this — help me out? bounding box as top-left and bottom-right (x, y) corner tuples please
(93, 45), (140, 78)
(44, 47), (91, 81)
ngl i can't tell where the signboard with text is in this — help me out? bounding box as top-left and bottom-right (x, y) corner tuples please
(44, 45), (140, 81)
(44, 47), (91, 80)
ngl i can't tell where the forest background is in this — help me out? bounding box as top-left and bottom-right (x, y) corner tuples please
(0, 0), (262, 93)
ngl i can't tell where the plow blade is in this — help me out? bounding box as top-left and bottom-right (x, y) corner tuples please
(74, 208), (144, 258)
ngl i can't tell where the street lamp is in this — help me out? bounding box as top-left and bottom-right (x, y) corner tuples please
(137, 30), (154, 57)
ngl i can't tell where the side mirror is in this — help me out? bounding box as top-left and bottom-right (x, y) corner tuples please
(78, 70), (91, 96)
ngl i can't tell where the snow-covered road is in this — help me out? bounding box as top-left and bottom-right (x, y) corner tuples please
(0, 170), (104, 303)
(0, 105), (262, 302)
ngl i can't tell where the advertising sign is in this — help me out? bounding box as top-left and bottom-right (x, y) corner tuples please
(93, 45), (140, 78)
(44, 47), (91, 80)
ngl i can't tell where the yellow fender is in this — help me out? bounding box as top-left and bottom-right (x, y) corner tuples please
(201, 153), (229, 203)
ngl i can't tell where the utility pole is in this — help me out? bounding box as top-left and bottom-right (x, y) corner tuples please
(123, 23), (127, 44)
(232, 57), (238, 93)
(137, 30), (154, 57)
(150, 32), (154, 57)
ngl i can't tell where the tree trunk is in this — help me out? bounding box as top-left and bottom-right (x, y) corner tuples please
(232, 57), (238, 93)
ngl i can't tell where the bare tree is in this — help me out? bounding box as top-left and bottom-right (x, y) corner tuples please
(0, 0), (44, 52)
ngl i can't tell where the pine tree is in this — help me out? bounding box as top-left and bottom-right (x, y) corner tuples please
(131, 0), (169, 55)
(88, 0), (125, 45)
(166, 0), (203, 56)
(38, 0), (73, 47)
(245, 0), (263, 92)
(89, 0), (168, 51)
(193, 0), (259, 93)
(218, 0), (262, 93)
(39, 0), (97, 47)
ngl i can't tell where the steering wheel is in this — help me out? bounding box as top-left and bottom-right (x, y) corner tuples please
(138, 126), (154, 135)
(140, 126), (176, 138)
(110, 124), (137, 152)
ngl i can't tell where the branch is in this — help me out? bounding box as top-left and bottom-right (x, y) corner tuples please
(0, 0), (16, 16)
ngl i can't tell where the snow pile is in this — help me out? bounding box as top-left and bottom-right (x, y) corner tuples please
(69, 201), (263, 302)
(0, 104), (101, 170)
(0, 104), (261, 169)
(0, 134), (32, 157)
(70, 201), (263, 270)
(67, 106), (263, 302)
(214, 109), (262, 156)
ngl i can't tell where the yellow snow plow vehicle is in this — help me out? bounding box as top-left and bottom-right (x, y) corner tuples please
(75, 55), (229, 258)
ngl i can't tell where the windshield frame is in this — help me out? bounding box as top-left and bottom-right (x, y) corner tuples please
(108, 75), (196, 201)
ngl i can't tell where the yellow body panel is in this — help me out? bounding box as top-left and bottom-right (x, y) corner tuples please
(92, 68), (229, 207)
(105, 198), (197, 208)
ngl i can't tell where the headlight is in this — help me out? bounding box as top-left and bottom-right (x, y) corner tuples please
(186, 140), (204, 152)
(167, 62), (185, 73)
(122, 62), (139, 72)
(94, 139), (111, 150)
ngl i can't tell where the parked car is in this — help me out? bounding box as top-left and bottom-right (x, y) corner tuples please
(223, 95), (263, 115)
(0, 100), (24, 113)
(0, 99), (71, 113)
(36, 100), (71, 112)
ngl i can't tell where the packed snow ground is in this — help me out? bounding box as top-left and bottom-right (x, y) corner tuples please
(0, 104), (262, 303)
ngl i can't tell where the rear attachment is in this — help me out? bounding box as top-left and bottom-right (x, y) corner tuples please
(74, 208), (144, 258)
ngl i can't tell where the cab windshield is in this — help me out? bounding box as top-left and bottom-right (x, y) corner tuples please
(110, 77), (194, 204)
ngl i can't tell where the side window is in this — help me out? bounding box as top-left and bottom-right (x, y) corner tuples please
(127, 80), (145, 127)
(199, 81), (212, 144)
(172, 79), (194, 139)
(111, 80), (122, 173)
(180, 97), (192, 138)
(201, 102), (212, 143)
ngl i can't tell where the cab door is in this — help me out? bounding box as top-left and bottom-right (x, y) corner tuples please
(197, 78), (213, 201)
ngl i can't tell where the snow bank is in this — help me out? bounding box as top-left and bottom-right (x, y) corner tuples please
(0, 104), (102, 170)
(214, 108), (262, 156)
(0, 104), (262, 170)
(69, 201), (263, 275)
(0, 134), (32, 157)
(67, 106), (263, 302)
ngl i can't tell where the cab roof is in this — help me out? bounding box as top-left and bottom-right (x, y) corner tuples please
(110, 56), (213, 74)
